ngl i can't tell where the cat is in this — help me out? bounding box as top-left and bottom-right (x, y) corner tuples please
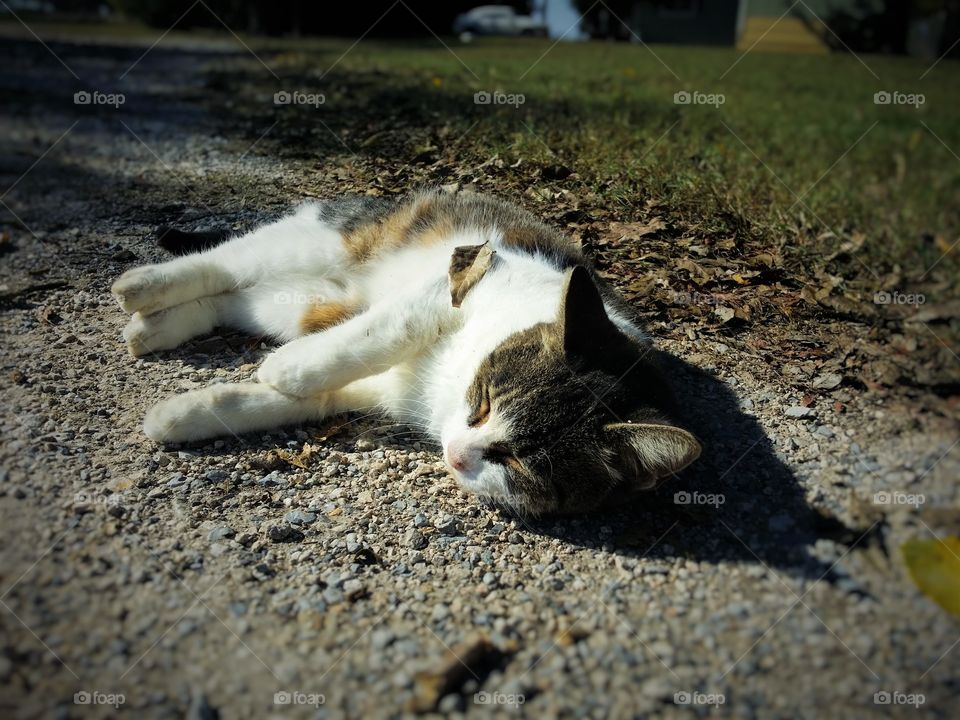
(112, 189), (701, 516)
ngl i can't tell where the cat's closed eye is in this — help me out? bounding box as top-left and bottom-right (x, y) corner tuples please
(483, 442), (524, 472)
(467, 385), (491, 427)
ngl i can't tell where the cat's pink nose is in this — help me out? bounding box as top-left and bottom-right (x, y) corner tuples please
(444, 442), (477, 472)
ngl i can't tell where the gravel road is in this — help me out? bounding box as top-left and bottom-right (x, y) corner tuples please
(0, 29), (957, 720)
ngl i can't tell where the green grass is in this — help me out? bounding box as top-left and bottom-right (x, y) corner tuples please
(263, 37), (959, 276)
(5, 18), (958, 276)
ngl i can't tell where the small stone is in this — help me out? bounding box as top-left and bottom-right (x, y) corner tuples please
(267, 525), (303, 543)
(343, 579), (366, 600)
(435, 515), (462, 536)
(204, 469), (228, 482)
(437, 694), (462, 713)
(371, 629), (396, 650)
(785, 406), (813, 418)
(284, 509), (317, 525)
(408, 531), (428, 550)
(431, 603), (450, 621)
(812, 372), (843, 390)
(323, 587), (344, 604)
(815, 425), (835, 438)
(207, 526), (235, 542)
(252, 563), (274, 580)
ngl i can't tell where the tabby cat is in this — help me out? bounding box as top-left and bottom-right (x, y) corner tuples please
(112, 190), (700, 515)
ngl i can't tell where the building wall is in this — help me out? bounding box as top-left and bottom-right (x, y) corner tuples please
(632, 0), (742, 45)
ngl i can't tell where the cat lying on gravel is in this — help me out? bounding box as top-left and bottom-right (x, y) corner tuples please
(112, 189), (700, 515)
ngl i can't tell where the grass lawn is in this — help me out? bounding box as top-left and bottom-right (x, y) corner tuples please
(1, 18), (957, 351)
(253, 36), (960, 275)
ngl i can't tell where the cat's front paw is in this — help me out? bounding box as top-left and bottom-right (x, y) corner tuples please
(122, 310), (177, 356)
(144, 393), (209, 443)
(257, 348), (325, 397)
(112, 266), (166, 314)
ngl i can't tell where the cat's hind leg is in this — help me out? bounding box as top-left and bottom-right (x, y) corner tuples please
(122, 296), (227, 356)
(112, 256), (235, 316)
(113, 202), (345, 315)
(143, 374), (393, 443)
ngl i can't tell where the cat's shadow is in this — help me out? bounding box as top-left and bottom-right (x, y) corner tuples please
(515, 351), (855, 582)
(163, 337), (852, 582)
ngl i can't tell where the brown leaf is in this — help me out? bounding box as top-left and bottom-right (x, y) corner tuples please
(675, 258), (714, 284)
(608, 218), (666, 241)
(275, 443), (314, 469)
(37, 305), (61, 324)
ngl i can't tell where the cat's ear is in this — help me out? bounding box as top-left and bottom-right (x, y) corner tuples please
(560, 266), (622, 358)
(603, 422), (701, 488)
(448, 242), (496, 308)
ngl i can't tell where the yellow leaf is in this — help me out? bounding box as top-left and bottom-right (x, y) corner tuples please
(902, 536), (960, 617)
(431, 76), (443, 87)
(732, 273), (748, 285)
(935, 235), (956, 255)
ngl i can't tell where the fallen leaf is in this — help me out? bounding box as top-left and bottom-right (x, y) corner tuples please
(902, 536), (960, 616)
(934, 235), (956, 256)
(37, 305), (61, 324)
(608, 218), (666, 241)
(275, 443), (314, 469)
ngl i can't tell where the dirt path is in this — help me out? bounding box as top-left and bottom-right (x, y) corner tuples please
(0, 31), (957, 720)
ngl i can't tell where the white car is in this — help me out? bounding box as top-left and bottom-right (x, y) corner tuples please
(453, 5), (548, 40)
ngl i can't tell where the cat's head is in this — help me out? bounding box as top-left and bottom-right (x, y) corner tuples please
(441, 262), (701, 517)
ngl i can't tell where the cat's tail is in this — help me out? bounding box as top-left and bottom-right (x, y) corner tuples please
(155, 226), (232, 255)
